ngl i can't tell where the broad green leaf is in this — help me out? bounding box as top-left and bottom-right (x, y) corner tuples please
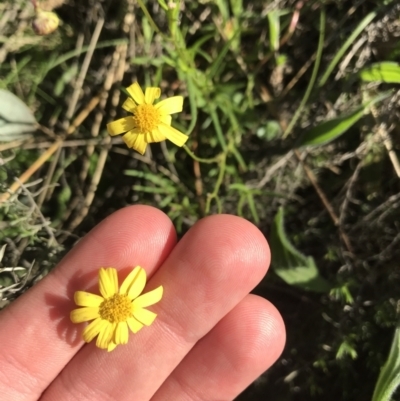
(372, 324), (400, 401)
(0, 89), (36, 142)
(270, 208), (332, 292)
(360, 62), (400, 84)
(298, 92), (390, 147)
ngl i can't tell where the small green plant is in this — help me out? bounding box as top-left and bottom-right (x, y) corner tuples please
(372, 324), (400, 401)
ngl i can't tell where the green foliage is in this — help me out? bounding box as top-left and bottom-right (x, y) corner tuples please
(372, 324), (400, 401)
(124, 167), (198, 230)
(360, 62), (400, 84)
(318, 11), (377, 87)
(298, 92), (391, 147)
(270, 208), (332, 292)
(336, 340), (358, 360)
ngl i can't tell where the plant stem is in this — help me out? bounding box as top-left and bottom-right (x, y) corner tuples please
(183, 145), (221, 163)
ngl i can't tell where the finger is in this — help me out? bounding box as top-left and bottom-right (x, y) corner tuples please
(151, 295), (285, 401)
(0, 206), (176, 401)
(41, 214), (271, 401)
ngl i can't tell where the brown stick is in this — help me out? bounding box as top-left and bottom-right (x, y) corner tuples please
(0, 95), (102, 203)
(294, 149), (354, 254)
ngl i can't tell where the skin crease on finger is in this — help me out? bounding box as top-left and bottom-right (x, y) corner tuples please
(40, 213), (275, 401)
(0, 206), (178, 401)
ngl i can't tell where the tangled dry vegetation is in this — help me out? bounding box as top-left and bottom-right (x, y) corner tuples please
(1, 0), (400, 400)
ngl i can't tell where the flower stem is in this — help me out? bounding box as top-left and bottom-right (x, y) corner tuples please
(183, 145), (221, 164)
(136, 0), (168, 41)
(205, 153), (227, 214)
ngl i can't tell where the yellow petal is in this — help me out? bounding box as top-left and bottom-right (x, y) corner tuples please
(155, 96), (183, 114)
(74, 291), (104, 307)
(107, 342), (117, 352)
(145, 87), (161, 105)
(127, 316), (144, 333)
(120, 266), (146, 300)
(114, 321), (129, 344)
(126, 82), (145, 105)
(122, 131), (148, 155)
(70, 307), (99, 323)
(99, 267), (118, 299)
(159, 115), (172, 126)
(107, 117), (135, 136)
(158, 123), (188, 147)
(132, 307), (157, 326)
(82, 317), (106, 342)
(132, 285), (163, 308)
(122, 97), (136, 112)
(96, 321), (115, 349)
(144, 127), (166, 143)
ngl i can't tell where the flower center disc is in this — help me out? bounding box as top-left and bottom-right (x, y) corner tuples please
(133, 104), (160, 133)
(99, 294), (131, 323)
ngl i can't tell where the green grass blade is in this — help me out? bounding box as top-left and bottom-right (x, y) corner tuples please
(283, 8), (325, 139)
(267, 10), (280, 52)
(298, 91), (391, 147)
(49, 39), (129, 71)
(372, 324), (400, 401)
(319, 11), (376, 87)
(209, 105), (227, 150)
(207, 33), (238, 81)
(185, 74), (198, 135)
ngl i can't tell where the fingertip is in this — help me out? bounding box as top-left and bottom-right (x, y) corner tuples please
(215, 294), (286, 370)
(244, 294), (286, 367)
(185, 213), (271, 275)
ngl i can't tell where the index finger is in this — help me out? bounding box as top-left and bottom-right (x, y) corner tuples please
(0, 205), (176, 401)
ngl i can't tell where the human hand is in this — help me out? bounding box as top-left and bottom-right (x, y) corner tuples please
(0, 205), (285, 401)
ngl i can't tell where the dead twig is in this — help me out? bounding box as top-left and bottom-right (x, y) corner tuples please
(294, 149), (354, 255)
(370, 105), (400, 178)
(62, 4), (134, 236)
(16, 178), (58, 247)
(0, 95), (102, 203)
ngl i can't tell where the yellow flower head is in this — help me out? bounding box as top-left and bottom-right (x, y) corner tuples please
(107, 82), (188, 155)
(70, 266), (163, 352)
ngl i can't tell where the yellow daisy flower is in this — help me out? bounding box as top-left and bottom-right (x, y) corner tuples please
(70, 266), (163, 352)
(106, 82), (188, 155)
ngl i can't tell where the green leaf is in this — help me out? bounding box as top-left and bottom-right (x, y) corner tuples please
(267, 10), (280, 52)
(298, 92), (391, 147)
(257, 120), (282, 140)
(270, 207), (332, 292)
(360, 62), (400, 84)
(372, 324), (400, 401)
(0, 89), (36, 142)
(318, 11), (376, 87)
(206, 31), (238, 81)
(336, 340), (358, 360)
